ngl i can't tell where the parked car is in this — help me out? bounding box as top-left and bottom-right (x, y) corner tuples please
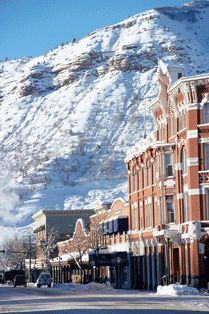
(37, 272), (52, 288)
(13, 275), (27, 287)
(4, 269), (25, 284)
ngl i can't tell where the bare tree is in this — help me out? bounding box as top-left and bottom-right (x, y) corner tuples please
(38, 227), (60, 271)
(0, 232), (35, 271)
(89, 211), (108, 253)
(69, 226), (90, 283)
(89, 211), (108, 281)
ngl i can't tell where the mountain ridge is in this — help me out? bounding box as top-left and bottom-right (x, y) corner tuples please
(0, 0), (209, 228)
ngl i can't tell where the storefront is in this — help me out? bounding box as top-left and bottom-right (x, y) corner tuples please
(89, 251), (131, 289)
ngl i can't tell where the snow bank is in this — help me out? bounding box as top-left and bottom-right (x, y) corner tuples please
(55, 281), (114, 292)
(157, 284), (199, 296)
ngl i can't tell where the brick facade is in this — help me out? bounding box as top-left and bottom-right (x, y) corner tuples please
(126, 60), (209, 289)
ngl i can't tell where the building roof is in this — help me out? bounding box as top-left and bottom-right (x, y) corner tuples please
(32, 208), (93, 220)
(125, 134), (175, 163)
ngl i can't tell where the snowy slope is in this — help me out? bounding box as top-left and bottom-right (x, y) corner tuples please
(0, 0), (209, 227)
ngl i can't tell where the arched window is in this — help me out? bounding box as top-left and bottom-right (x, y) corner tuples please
(153, 162), (156, 184)
(178, 107), (186, 131)
(183, 187), (189, 222)
(181, 146), (189, 222)
(132, 167), (137, 192)
(138, 168), (142, 190)
(143, 166), (147, 188)
(205, 143), (209, 170)
(147, 160), (151, 186)
(165, 152), (173, 177)
(131, 202), (138, 230)
(203, 103), (209, 124)
(182, 146), (187, 174)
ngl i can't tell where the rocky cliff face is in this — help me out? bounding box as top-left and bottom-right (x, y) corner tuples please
(0, 0), (209, 227)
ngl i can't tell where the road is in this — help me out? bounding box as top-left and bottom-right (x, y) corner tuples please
(0, 285), (209, 313)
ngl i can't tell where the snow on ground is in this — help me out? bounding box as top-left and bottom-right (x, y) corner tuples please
(54, 282), (115, 292)
(1, 1), (209, 230)
(157, 284), (199, 296)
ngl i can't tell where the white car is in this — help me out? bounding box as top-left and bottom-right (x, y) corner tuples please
(37, 272), (52, 288)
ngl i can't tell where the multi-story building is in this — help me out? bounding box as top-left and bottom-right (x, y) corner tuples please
(32, 209), (93, 269)
(126, 60), (209, 289)
(51, 200), (131, 288)
(51, 218), (90, 284)
(89, 199), (130, 289)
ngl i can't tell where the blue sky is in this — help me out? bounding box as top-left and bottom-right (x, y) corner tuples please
(0, 0), (188, 60)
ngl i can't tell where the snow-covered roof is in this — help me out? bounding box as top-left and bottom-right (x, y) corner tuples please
(51, 252), (79, 263)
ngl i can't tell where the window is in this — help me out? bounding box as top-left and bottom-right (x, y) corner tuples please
(178, 108), (186, 131)
(122, 266), (128, 285)
(203, 103), (209, 124)
(157, 154), (162, 178)
(159, 123), (165, 141)
(183, 190), (189, 222)
(166, 196), (174, 223)
(204, 144), (209, 170)
(153, 162), (156, 184)
(146, 202), (152, 228)
(182, 147), (187, 174)
(138, 170), (141, 190)
(143, 167), (147, 188)
(169, 116), (175, 137)
(132, 173), (137, 192)
(131, 167), (137, 193)
(147, 161), (151, 186)
(131, 202), (138, 230)
(139, 202), (143, 229)
(165, 153), (173, 177)
(159, 197), (163, 224)
(205, 189), (209, 220)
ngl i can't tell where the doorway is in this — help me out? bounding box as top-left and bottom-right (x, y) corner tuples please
(173, 248), (180, 283)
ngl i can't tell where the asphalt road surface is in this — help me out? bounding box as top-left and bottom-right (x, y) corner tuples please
(0, 285), (209, 314)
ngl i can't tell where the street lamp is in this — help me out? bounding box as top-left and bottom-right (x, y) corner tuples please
(58, 256), (62, 283)
(40, 239), (50, 272)
(117, 257), (121, 289)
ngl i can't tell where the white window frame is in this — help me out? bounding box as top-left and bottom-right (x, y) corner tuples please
(182, 146), (187, 174)
(203, 103), (209, 124)
(166, 196), (174, 223)
(165, 153), (173, 177)
(205, 189), (209, 220)
(183, 190), (189, 222)
(204, 143), (209, 170)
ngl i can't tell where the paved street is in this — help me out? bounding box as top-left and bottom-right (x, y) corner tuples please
(0, 285), (209, 314)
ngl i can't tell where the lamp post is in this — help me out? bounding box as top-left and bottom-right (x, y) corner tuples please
(40, 239), (50, 272)
(117, 256), (121, 289)
(58, 256), (62, 283)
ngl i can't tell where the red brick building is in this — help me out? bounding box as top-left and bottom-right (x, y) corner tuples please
(126, 60), (209, 289)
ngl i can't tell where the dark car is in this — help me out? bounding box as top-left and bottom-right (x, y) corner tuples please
(13, 275), (27, 287)
(4, 269), (25, 283)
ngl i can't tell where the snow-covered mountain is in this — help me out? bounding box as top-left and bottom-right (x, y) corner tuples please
(1, 0), (209, 227)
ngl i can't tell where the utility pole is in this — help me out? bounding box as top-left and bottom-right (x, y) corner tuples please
(29, 236), (32, 282)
